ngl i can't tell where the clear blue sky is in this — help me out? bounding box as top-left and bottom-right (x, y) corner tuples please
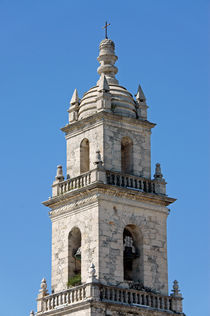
(0, 1), (209, 315)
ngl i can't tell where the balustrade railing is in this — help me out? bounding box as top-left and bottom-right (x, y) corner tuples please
(106, 171), (156, 194)
(42, 284), (87, 312)
(38, 283), (182, 314)
(52, 169), (165, 197)
(55, 171), (92, 196)
(100, 284), (173, 311)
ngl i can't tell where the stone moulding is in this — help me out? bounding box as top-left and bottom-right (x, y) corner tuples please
(61, 111), (156, 135)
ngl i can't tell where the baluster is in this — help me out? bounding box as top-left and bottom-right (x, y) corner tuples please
(63, 292), (66, 304)
(47, 298), (50, 310)
(116, 289), (120, 302)
(160, 297), (164, 309)
(157, 296), (160, 309)
(111, 288), (114, 301)
(165, 298), (169, 310)
(106, 288), (110, 300)
(130, 291), (133, 304)
(146, 294), (149, 306)
(46, 298), (50, 311)
(124, 290), (128, 304)
(70, 289), (74, 303)
(59, 293), (62, 305)
(116, 176), (119, 186)
(76, 289), (79, 302)
(148, 295), (151, 307)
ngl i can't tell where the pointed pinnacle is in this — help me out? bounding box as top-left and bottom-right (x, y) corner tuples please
(70, 88), (79, 105)
(136, 84), (146, 102)
(98, 74), (110, 92)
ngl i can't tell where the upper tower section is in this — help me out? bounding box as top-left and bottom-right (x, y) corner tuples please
(63, 37), (156, 180)
(69, 38), (146, 122)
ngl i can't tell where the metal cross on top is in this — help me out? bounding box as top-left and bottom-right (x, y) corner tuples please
(103, 21), (110, 39)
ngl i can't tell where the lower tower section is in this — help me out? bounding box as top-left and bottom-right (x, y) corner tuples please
(33, 166), (184, 316)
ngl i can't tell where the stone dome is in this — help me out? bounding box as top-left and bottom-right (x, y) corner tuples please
(78, 84), (137, 120)
(69, 38), (140, 122)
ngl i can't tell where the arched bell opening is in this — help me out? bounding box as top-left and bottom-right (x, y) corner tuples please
(68, 227), (81, 287)
(80, 138), (90, 174)
(121, 136), (133, 174)
(123, 225), (143, 283)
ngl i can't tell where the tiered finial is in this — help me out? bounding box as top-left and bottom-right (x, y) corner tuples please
(97, 38), (118, 85)
(154, 163), (163, 179)
(87, 263), (98, 283)
(171, 280), (182, 297)
(30, 311), (35, 316)
(55, 165), (64, 182)
(40, 278), (48, 294)
(94, 150), (103, 169)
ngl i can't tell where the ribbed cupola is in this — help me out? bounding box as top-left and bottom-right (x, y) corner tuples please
(68, 38), (148, 122)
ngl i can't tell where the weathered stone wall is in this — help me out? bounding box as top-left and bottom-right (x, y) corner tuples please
(103, 118), (151, 178)
(98, 192), (168, 295)
(66, 121), (104, 178)
(50, 196), (99, 293)
(50, 188), (168, 295)
(65, 113), (152, 180)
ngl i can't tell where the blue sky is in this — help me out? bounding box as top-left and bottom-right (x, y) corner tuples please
(0, 1), (209, 315)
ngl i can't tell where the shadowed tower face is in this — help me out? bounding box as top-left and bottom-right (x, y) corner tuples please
(33, 35), (184, 316)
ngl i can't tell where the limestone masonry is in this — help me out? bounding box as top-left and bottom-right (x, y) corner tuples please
(30, 36), (185, 316)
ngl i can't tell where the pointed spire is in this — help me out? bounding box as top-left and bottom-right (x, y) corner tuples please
(70, 88), (79, 106)
(98, 74), (109, 92)
(136, 84), (146, 102)
(30, 311), (34, 316)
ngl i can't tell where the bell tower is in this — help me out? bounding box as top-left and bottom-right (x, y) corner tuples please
(31, 36), (185, 316)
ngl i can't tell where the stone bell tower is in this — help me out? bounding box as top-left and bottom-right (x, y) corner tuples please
(31, 36), (185, 316)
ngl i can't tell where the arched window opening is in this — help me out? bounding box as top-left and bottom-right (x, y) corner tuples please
(121, 137), (133, 174)
(68, 227), (81, 287)
(80, 138), (90, 174)
(123, 225), (143, 283)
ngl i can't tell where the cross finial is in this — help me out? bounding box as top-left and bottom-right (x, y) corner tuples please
(103, 21), (110, 39)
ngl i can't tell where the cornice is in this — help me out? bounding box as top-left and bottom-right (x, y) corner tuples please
(43, 182), (176, 210)
(61, 111), (156, 135)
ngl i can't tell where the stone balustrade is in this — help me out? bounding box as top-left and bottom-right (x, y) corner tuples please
(37, 283), (182, 314)
(100, 285), (174, 311)
(52, 171), (92, 197)
(106, 170), (156, 194)
(51, 169), (166, 197)
(41, 284), (87, 312)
